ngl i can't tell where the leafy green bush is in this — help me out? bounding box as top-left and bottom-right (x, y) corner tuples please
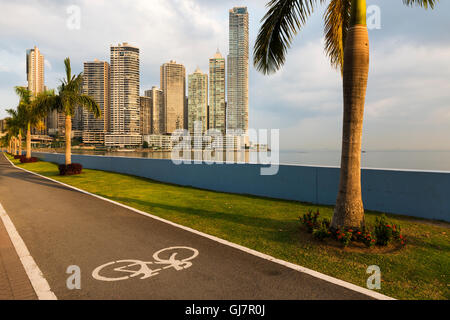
(374, 214), (405, 246)
(334, 229), (353, 247)
(300, 211), (405, 248)
(312, 220), (331, 241)
(299, 210), (320, 233)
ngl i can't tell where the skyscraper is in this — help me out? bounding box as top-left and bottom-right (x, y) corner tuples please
(27, 46), (47, 135)
(82, 59), (110, 144)
(227, 7), (249, 134)
(160, 61), (186, 134)
(145, 87), (165, 135)
(139, 96), (152, 135)
(188, 67), (208, 134)
(209, 49), (226, 135)
(109, 43), (140, 135)
(26, 46), (45, 96)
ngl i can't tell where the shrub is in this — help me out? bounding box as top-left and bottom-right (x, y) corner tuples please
(59, 163), (83, 176)
(299, 210), (320, 233)
(299, 212), (405, 249)
(14, 155), (21, 159)
(334, 229), (353, 247)
(19, 156), (38, 163)
(312, 220), (332, 241)
(374, 215), (405, 246)
(354, 229), (376, 248)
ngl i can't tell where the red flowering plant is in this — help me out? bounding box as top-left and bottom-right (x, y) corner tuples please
(374, 214), (406, 246)
(334, 229), (353, 247)
(299, 211), (406, 249)
(299, 210), (320, 233)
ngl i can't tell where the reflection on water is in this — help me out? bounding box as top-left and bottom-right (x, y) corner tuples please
(37, 148), (450, 172)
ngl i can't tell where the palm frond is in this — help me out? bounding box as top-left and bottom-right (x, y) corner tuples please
(402, 0), (438, 9)
(254, 0), (324, 75)
(5, 108), (18, 118)
(15, 86), (32, 104)
(34, 94), (63, 115)
(324, 0), (351, 74)
(77, 95), (101, 118)
(64, 57), (72, 84)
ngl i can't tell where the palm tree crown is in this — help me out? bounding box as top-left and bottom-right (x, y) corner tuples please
(254, 0), (438, 75)
(37, 57), (101, 166)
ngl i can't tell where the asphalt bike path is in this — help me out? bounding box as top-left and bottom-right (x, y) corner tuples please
(0, 154), (380, 300)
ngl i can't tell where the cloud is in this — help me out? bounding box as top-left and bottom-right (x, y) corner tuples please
(44, 59), (52, 71)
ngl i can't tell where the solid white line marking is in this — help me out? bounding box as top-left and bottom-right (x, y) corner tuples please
(3, 153), (395, 300)
(0, 202), (57, 300)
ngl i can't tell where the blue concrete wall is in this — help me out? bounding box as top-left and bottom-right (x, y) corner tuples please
(32, 152), (450, 222)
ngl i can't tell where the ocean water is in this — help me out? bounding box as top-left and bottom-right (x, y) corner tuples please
(64, 149), (450, 172)
(278, 150), (450, 171)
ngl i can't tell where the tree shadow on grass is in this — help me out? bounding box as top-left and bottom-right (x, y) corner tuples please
(106, 195), (301, 245)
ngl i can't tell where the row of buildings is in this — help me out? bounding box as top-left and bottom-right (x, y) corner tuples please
(5, 7), (249, 150)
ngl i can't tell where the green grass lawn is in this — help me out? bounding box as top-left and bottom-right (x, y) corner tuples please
(5, 154), (450, 300)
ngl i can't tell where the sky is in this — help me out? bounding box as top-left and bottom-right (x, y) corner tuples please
(0, 0), (449, 151)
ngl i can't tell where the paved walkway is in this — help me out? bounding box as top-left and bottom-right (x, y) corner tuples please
(0, 210), (37, 300)
(0, 154), (377, 300)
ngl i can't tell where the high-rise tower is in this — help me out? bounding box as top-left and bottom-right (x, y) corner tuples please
(26, 46), (45, 96)
(139, 96), (152, 135)
(227, 7), (249, 134)
(188, 67), (208, 134)
(145, 87), (165, 135)
(82, 59), (110, 144)
(27, 46), (47, 135)
(209, 49), (226, 135)
(160, 61), (186, 134)
(109, 43), (140, 135)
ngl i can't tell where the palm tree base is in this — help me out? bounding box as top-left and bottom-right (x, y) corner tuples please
(58, 163), (83, 176)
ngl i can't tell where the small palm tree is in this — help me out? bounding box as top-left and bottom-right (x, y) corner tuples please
(254, 0), (437, 229)
(0, 133), (12, 153)
(14, 87), (52, 159)
(39, 58), (101, 165)
(1, 129), (13, 154)
(5, 109), (24, 156)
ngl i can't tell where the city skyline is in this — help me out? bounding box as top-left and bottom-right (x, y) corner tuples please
(0, 1), (449, 151)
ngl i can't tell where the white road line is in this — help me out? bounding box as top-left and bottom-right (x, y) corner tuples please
(0, 202), (57, 300)
(3, 153), (395, 300)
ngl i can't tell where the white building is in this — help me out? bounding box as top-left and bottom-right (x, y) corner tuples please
(110, 43), (140, 135)
(227, 7), (249, 136)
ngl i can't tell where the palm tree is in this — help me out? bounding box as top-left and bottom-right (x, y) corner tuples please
(0, 130), (13, 154)
(5, 109), (24, 156)
(14, 87), (52, 159)
(38, 58), (101, 165)
(254, 0), (437, 229)
(0, 133), (12, 153)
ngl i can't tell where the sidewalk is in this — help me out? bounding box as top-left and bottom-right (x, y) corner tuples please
(0, 216), (37, 300)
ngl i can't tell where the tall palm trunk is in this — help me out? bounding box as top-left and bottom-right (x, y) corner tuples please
(26, 122), (32, 159)
(65, 114), (72, 165)
(332, 0), (369, 229)
(18, 132), (22, 156)
(13, 137), (17, 155)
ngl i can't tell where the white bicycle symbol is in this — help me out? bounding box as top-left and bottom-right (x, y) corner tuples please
(92, 247), (199, 282)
